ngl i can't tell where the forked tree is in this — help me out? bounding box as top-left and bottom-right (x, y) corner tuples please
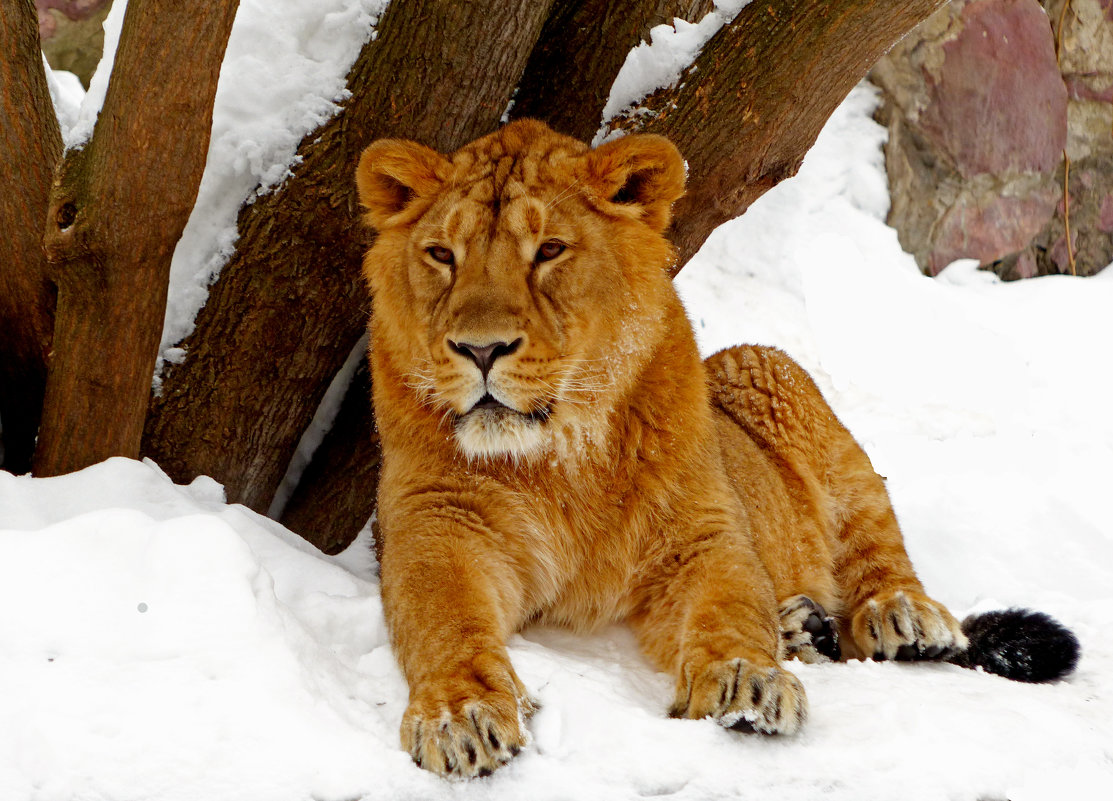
(1, 0), (946, 550)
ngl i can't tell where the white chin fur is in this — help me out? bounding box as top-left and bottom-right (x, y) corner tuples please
(454, 409), (546, 461)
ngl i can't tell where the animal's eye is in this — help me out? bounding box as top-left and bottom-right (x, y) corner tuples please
(427, 245), (454, 265)
(536, 241), (566, 262)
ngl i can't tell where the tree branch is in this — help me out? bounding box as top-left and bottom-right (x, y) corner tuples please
(510, 0), (716, 142)
(608, 0), (949, 273)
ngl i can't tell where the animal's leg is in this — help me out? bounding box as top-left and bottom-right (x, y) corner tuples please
(707, 349), (843, 646)
(705, 344), (965, 663)
(630, 528), (808, 735)
(380, 510), (535, 778)
(817, 415), (967, 661)
(831, 477), (967, 661)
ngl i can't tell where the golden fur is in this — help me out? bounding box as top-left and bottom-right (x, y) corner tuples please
(356, 120), (966, 778)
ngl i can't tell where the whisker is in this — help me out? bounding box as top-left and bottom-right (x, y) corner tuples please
(545, 178), (582, 211)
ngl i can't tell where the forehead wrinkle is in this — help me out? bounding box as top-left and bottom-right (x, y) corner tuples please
(463, 175), (494, 204)
(493, 156), (515, 200)
(500, 196), (546, 263)
(442, 198), (488, 257)
(502, 192), (547, 238)
(523, 202), (543, 237)
(443, 148), (585, 264)
(442, 203), (465, 242)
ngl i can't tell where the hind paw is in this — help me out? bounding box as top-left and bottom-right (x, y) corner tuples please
(779, 595), (841, 663)
(851, 589), (967, 661)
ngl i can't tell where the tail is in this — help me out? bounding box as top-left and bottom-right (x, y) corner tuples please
(945, 608), (1080, 683)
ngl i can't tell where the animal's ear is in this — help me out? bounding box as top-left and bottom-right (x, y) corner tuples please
(356, 139), (449, 229)
(586, 134), (686, 231)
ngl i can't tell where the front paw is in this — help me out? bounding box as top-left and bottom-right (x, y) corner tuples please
(850, 589), (968, 661)
(402, 652), (536, 779)
(670, 656), (807, 735)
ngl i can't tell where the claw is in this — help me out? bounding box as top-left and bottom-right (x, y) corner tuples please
(400, 658), (532, 779)
(852, 590), (966, 662)
(673, 657), (807, 735)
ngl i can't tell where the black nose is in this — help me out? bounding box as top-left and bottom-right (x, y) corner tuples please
(448, 338), (522, 378)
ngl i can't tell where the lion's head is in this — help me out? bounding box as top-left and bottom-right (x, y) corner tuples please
(356, 120), (686, 462)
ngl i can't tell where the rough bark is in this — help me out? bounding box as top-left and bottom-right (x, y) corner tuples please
(0, 0), (62, 473)
(279, 361), (379, 554)
(510, 0), (717, 141)
(608, 0), (951, 274)
(142, 0), (558, 513)
(33, 0), (239, 476)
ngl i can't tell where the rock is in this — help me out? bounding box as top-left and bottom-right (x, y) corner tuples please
(872, 0), (1112, 278)
(37, 0), (113, 89)
(920, 0), (1066, 178)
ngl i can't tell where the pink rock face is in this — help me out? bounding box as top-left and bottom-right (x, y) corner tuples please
(1014, 250), (1039, 279)
(1049, 232), (1079, 272)
(1100, 194), (1113, 233)
(873, 0), (1110, 277)
(1065, 76), (1113, 104)
(922, 0), (1067, 178)
(929, 190), (1060, 274)
(37, 0), (107, 19)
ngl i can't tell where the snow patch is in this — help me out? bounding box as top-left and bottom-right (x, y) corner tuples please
(63, 0), (127, 149)
(598, 1), (753, 139)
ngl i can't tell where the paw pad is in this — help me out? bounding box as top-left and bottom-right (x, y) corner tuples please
(779, 595), (841, 663)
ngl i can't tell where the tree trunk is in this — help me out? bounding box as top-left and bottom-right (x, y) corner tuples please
(32, 0), (240, 476)
(608, 0), (950, 273)
(509, 0), (717, 142)
(142, 0), (558, 513)
(279, 360), (380, 554)
(0, 0), (61, 473)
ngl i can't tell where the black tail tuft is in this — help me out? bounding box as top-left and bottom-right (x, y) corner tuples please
(946, 608), (1080, 683)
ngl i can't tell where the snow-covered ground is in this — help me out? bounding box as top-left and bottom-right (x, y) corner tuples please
(7, 6), (1113, 800)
